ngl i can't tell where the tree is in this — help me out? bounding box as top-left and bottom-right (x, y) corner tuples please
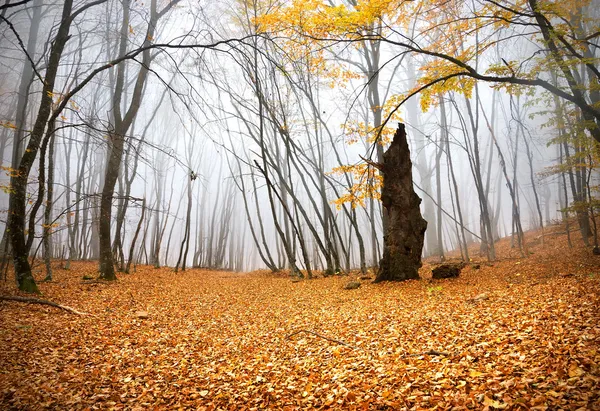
(259, 0), (600, 138)
(375, 123), (427, 282)
(98, 0), (179, 280)
(258, 0), (600, 264)
(6, 0), (100, 293)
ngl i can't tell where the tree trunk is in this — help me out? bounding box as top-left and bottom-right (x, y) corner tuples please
(98, 0), (171, 279)
(43, 127), (56, 281)
(10, 0), (42, 172)
(441, 95), (469, 261)
(98, 129), (125, 280)
(375, 123), (427, 282)
(175, 178), (193, 272)
(8, 0), (74, 293)
(435, 132), (444, 260)
(125, 199), (145, 274)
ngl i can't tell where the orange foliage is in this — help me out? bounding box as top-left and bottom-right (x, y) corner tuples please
(0, 225), (599, 409)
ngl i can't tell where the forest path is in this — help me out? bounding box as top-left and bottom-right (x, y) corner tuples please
(0, 225), (599, 409)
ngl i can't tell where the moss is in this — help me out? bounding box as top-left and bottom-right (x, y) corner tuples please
(99, 272), (118, 281)
(98, 264), (118, 281)
(323, 268), (336, 277)
(344, 281), (361, 290)
(432, 263), (465, 279)
(19, 276), (40, 294)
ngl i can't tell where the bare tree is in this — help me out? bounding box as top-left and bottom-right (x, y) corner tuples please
(98, 0), (179, 280)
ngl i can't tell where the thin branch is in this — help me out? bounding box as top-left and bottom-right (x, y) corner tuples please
(69, 0), (107, 22)
(414, 181), (483, 240)
(0, 0), (32, 11)
(406, 350), (451, 357)
(0, 295), (89, 315)
(0, 14), (44, 84)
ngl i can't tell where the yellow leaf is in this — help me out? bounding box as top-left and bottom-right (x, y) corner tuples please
(483, 396), (506, 409)
(568, 364), (584, 378)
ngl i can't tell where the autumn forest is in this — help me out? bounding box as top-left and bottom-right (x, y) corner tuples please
(0, 0), (599, 409)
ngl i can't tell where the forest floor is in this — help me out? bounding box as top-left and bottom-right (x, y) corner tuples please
(0, 222), (599, 410)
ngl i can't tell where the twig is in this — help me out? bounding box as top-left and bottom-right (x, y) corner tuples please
(286, 329), (359, 349)
(406, 349), (451, 357)
(359, 155), (382, 171)
(80, 280), (113, 285)
(535, 228), (578, 239)
(0, 295), (88, 315)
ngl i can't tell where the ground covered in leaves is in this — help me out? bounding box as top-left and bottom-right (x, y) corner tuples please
(1, 224), (599, 410)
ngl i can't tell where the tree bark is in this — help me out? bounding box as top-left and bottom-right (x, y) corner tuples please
(375, 123), (427, 282)
(8, 0), (74, 293)
(98, 0), (174, 279)
(125, 199), (145, 274)
(175, 178), (193, 272)
(43, 126), (56, 281)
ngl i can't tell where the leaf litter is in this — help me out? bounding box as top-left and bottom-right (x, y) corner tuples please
(0, 226), (599, 410)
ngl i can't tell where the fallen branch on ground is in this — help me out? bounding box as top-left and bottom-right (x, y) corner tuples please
(406, 349), (451, 357)
(535, 228), (578, 239)
(0, 295), (88, 315)
(81, 279), (113, 285)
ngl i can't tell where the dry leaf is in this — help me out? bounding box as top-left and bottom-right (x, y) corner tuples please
(0, 228), (596, 410)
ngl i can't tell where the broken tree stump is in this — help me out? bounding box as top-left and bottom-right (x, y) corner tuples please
(375, 123), (427, 282)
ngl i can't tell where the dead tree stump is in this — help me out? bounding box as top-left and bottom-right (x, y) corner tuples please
(375, 123), (427, 282)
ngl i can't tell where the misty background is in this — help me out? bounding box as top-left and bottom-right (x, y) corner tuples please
(0, 0), (594, 276)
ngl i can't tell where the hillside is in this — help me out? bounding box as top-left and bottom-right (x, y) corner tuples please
(1, 223), (599, 410)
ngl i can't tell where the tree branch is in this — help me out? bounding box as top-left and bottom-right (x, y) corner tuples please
(0, 14), (44, 84)
(0, 295), (88, 315)
(0, 0), (32, 11)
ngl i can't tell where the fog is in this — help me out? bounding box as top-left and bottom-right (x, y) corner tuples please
(0, 0), (597, 279)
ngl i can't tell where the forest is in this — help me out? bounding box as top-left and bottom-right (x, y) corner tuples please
(0, 0), (599, 409)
